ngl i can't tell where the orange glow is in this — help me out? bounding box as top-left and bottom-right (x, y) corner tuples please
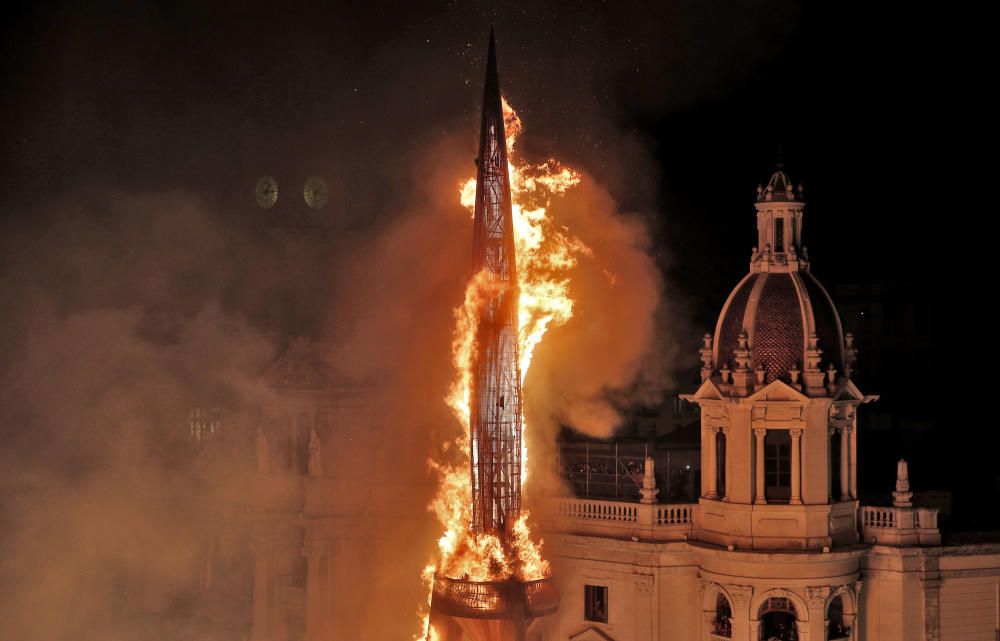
(416, 98), (584, 637)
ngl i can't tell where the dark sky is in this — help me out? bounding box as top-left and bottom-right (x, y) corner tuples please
(1, 1), (937, 287)
(1, 0), (957, 521)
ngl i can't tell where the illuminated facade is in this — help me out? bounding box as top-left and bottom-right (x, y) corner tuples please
(542, 167), (1000, 641)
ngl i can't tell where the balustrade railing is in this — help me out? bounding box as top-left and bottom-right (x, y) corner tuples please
(859, 505), (941, 545)
(558, 498), (638, 522)
(656, 505), (695, 525)
(862, 506), (897, 529)
(551, 497), (696, 541)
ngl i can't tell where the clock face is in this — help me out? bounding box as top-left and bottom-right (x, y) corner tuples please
(303, 176), (328, 210)
(255, 176), (278, 209)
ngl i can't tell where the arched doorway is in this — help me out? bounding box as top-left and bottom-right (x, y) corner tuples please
(759, 596), (798, 641)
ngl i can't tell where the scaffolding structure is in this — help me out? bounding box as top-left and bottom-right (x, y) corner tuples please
(430, 29), (558, 641)
(469, 28), (522, 541)
(559, 442), (700, 502)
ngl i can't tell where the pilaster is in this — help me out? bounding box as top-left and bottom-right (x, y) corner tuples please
(302, 540), (327, 641)
(754, 428), (766, 505)
(790, 428), (803, 505)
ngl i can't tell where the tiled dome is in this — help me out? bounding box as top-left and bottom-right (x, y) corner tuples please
(713, 270), (844, 384)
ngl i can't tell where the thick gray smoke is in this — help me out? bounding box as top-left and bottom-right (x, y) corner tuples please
(0, 2), (797, 640)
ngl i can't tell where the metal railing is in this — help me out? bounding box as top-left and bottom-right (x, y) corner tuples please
(430, 575), (559, 620)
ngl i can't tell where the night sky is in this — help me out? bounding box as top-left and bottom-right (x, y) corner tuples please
(1, 2), (963, 524)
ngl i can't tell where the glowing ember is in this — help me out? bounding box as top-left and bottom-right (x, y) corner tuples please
(417, 98), (585, 638)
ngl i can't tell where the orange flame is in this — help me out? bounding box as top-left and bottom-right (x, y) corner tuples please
(417, 98), (585, 638)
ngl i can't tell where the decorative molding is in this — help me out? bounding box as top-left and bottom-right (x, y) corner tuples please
(569, 627), (617, 641)
(728, 584), (753, 604)
(633, 573), (654, 594)
(806, 586), (831, 609)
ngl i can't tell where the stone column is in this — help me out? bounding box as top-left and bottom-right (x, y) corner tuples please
(706, 426), (719, 499)
(730, 585), (753, 641)
(790, 428), (803, 505)
(807, 587), (831, 641)
(721, 427), (729, 501)
(839, 427), (850, 501)
(754, 428), (767, 504)
(325, 537), (340, 641)
(303, 541), (326, 641)
(251, 536), (271, 641)
(848, 424), (858, 499)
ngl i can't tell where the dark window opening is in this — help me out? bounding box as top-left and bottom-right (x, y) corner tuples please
(775, 219), (785, 252)
(713, 593), (732, 638)
(760, 597), (798, 641)
(584, 584), (608, 623)
(828, 595), (849, 640)
(716, 431), (727, 499)
(830, 430), (842, 501)
(765, 430), (791, 502)
(190, 406), (224, 443)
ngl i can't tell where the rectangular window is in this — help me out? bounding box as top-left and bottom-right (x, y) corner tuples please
(189, 406), (224, 443)
(584, 584), (608, 623)
(775, 219), (785, 252)
(764, 430), (791, 502)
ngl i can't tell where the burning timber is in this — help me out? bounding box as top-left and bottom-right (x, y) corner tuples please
(428, 30), (559, 641)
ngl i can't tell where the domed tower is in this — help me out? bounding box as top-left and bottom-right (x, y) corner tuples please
(682, 164), (877, 550)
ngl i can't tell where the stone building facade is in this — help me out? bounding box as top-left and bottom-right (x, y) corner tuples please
(540, 167), (1000, 641)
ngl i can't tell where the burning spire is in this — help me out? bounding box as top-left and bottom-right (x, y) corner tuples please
(419, 28), (580, 640)
(469, 27), (522, 541)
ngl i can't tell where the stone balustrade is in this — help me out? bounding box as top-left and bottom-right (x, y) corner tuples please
(861, 506), (897, 529)
(860, 505), (941, 546)
(550, 497), (942, 546)
(551, 497), (696, 541)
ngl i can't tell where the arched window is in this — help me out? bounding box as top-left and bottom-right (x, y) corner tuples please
(712, 592), (733, 638)
(828, 595), (849, 640)
(759, 597), (798, 641)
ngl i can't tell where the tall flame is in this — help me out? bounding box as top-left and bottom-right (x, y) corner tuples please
(417, 98), (585, 638)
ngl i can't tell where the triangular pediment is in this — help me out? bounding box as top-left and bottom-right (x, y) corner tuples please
(747, 379), (809, 403)
(570, 627), (617, 641)
(261, 340), (329, 390)
(831, 378), (878, 403)
(679, 378), (725, 403)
